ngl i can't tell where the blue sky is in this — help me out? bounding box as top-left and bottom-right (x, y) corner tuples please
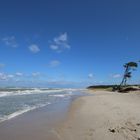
(0, 0), (140, 88)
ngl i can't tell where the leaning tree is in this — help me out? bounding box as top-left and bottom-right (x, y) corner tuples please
(119, 62), (138, 88)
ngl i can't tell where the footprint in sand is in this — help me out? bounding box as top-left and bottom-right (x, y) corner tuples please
(109, 122), (139, 140)
(84, 128), (95, 140)
(136, 123), (140, 126)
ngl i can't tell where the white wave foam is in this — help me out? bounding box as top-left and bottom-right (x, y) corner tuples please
(49, 94), (67, 97)
(0, 89), (66, 98)
(0, 103), (50, 123)
(48, 91), (73, 97)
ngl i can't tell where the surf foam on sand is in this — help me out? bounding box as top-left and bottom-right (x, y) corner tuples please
(0, 88), (85, 123)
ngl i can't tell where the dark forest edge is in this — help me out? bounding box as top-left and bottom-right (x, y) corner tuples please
(87, 85), (140, 93)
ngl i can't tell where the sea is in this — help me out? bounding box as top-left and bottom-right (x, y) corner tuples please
(0, 88), (85, 123)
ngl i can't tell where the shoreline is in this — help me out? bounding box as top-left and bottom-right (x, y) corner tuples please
(0, 103), (50, 124)
(0, 88), (86, 124)
(0, 98), (75, 140)
(1, 90), (140, 140)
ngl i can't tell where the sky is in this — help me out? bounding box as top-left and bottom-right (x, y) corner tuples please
(0, 0), (140, 88)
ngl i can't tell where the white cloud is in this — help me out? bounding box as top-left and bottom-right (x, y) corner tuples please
(49, 60), (61, 67)
(50, 45), (59, 50)
(111, 74), (121, 78)
(16, 72), (23, 76)
(0, 73), (14, 81)
(29, 44), (40, 53)
(49, 33), (71, 52)
(2, 36), (18, 48)
(7, 74), (14, 78)
(32, 72), (41, 77)
(88, 73), (94, 79)
(54, 32), (67, 43)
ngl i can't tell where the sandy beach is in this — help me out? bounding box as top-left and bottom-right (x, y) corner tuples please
(1, 90), (140, 140)
(56, 90), (140, 140)
(1, 0), (140, 139)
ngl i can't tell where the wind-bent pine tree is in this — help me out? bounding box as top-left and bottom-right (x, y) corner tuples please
(119, 62), (138, 88)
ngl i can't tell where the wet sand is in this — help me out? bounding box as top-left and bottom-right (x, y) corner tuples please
(0, 100), (71, 140)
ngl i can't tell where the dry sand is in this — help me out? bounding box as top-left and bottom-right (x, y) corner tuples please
(55, 90), (140, 140)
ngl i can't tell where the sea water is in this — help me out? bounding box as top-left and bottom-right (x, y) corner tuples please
(0, 88), (84, 123)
